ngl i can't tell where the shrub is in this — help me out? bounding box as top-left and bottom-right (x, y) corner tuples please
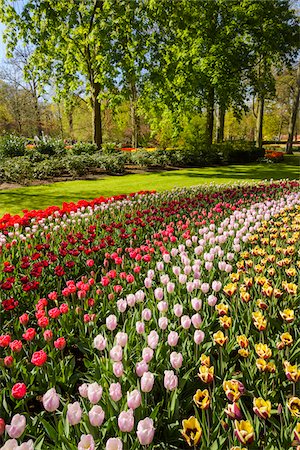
(35, 137), (66, 156)
(215, 141), (264, 164)
(25, 149), (48, 163)
(71, 142), (98, 155)
(0, 134), (26, 158)
(96, 153), (126, 173)
(101, 142), (120, 154)
(64, 154), (96, 177)
(1, 157), (33, 184)
(32, 158), (66, 180)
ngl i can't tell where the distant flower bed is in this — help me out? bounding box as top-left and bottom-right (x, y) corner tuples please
(264, 149), (284, 162)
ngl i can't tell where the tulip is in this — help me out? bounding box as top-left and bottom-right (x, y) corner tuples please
(194, 330), (205, 344)
(87, 382), (103, 404)
(191, 298), (202, 311)
(142, 309), (152, 321)
(253, 397), (271, 420)
(137, 418), (155, 446)
(181, 315), (191, 329)
(193, 389), (210, 410)
(147, 330), (159, 349)
(181, 416), (202, 447)
(67, 402), (82, 425)
(157, 301), (168, 312)
(136, 360), (148, 377)
(106, 315), (117, 331)
(234, 420), (254, 445)
(191, 313), (202, 329)
(11, 383), (26, 400)
(110, 345), (123, 362)
(168, 331), (179, 347)
(225, 403), (243, 420)
(88, 405), (105, 427)
(93, 334), (106, 351)
(198, 366), (214, 384)
(293, 423), (300, 443)
(42, 387), (60, 412)
(78, 383), (88, 398)
(173, 304), (183, 317)
(0, 418), (5, 436)
(0, 440), (18, 450)
(136, 321), (145, 334)
(109, 382), (122, 402)
(78, 434), (95, 450)
(142, 347), (154, 363)
(6, 414), (26, 439)
(288, 397), (300, 417)
(116, 332), (128, 347)
(207, 295), (217, 307)
(118, 409), (134, 432)
(170, 352), (183, 370)
(105, 438), (123, 450)
(141, 371), (155, 392)
(164, 370), (178, 391)
(113, 362), (124, 378)
(127, 389), (142, 410)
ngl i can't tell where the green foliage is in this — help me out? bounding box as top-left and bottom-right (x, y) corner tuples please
(35, 137), (66, 157)
(96, 153), (126, 174)
(0, 156), (33, 184)
(101, 142), (120, 154)
(63, 154), (96, 177)
(32, 158), (66, 180)
(0, 134), (26, 158)
(71, 142), (98, 155)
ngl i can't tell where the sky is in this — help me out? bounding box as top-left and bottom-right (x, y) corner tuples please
(0, 22), (6, 62)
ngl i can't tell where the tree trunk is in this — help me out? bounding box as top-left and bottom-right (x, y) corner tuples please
(34, 98), (42, 136)
(92, 82), (102, 149)
(130, 82), (139, 149)
(68, 110), (74, 140)
(205, 87), (215, 145)
(216, 103), (225, 143)
(286, 63), (300, 155)
(255, 95), (264, 148)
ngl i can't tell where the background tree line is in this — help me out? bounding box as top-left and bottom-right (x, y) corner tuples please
(0, 0), (299, 151)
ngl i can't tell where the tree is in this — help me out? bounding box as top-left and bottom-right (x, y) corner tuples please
(286, 62), (300, 153)
(0, 0), (114, 148)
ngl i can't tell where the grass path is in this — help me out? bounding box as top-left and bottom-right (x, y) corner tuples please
(0, 155), (299, 216)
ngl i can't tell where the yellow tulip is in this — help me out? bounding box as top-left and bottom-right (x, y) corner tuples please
(181, 416), (202, 446)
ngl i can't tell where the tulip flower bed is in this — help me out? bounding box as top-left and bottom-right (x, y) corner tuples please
(0, 180), (299, 450)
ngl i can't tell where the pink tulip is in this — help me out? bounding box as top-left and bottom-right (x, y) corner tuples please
(156, 261), (164, 271)
(17, 440), (34, 450)
(167, 282), (175, 293)
(186, 281), (194, 293)
(78, 383), (88, 398)
(173, 304), (183, 317)
(105, 438), (123, 450)
(118, 409), (134, 432)
(142, 309), (152, 321)
(172, 266), (181, 276)
(141, 371), (155, 392)
(89, 405), (105, 426)
(164, 370), (178, 391)
(205, 261), (213, 271)
(160, 274), (169, 285)
(191, 313), (202, 329)
(225, 264), (232, 273)
(87, 382), (103, 404)
(207, 295), (217, 307)
(144, 278), (152, 288)
(194, 330), (205, 345)
(147, 330), (159, 349)
(179, 274), (187, 284)
(135, 290), (145, 302)
(6, 414), (26, 439)
(0, 439), (18, 450)
(116, 332), (128, 347)
(78, 434), (95, 450)
(93, 334), (106, 351)
(127, 389), (142, 410)
(117, 299), (127, 313)
(142, 347), (154, 363)
(137, 418), (155, 445)
(191, 298), (202, 311)
(109, 382), (122, 402)
(106, 315), (117, 331)
(67, 402), (82, 425)
(154, 288), (164, 301)
(158, 317), (168, 330)
(181, 315), (191, 330)
(110, 345), (123, 362)
(136, 360), (149, 377)
(163, 253), (171, 263)
(126, 294), (136, 307)
(136, 321), (145, 334)
(113, 362), (124, 378)
(167, 331), (179, 347)
(42, 387), (60, 412)
(212, 280), (222, 292)
(157, 301), (168, 312)
(201, 283), (210, 294)
(170, 352), (183, 370)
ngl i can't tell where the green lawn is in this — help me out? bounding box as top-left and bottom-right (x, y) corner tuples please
(0, 155), (299, 217)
